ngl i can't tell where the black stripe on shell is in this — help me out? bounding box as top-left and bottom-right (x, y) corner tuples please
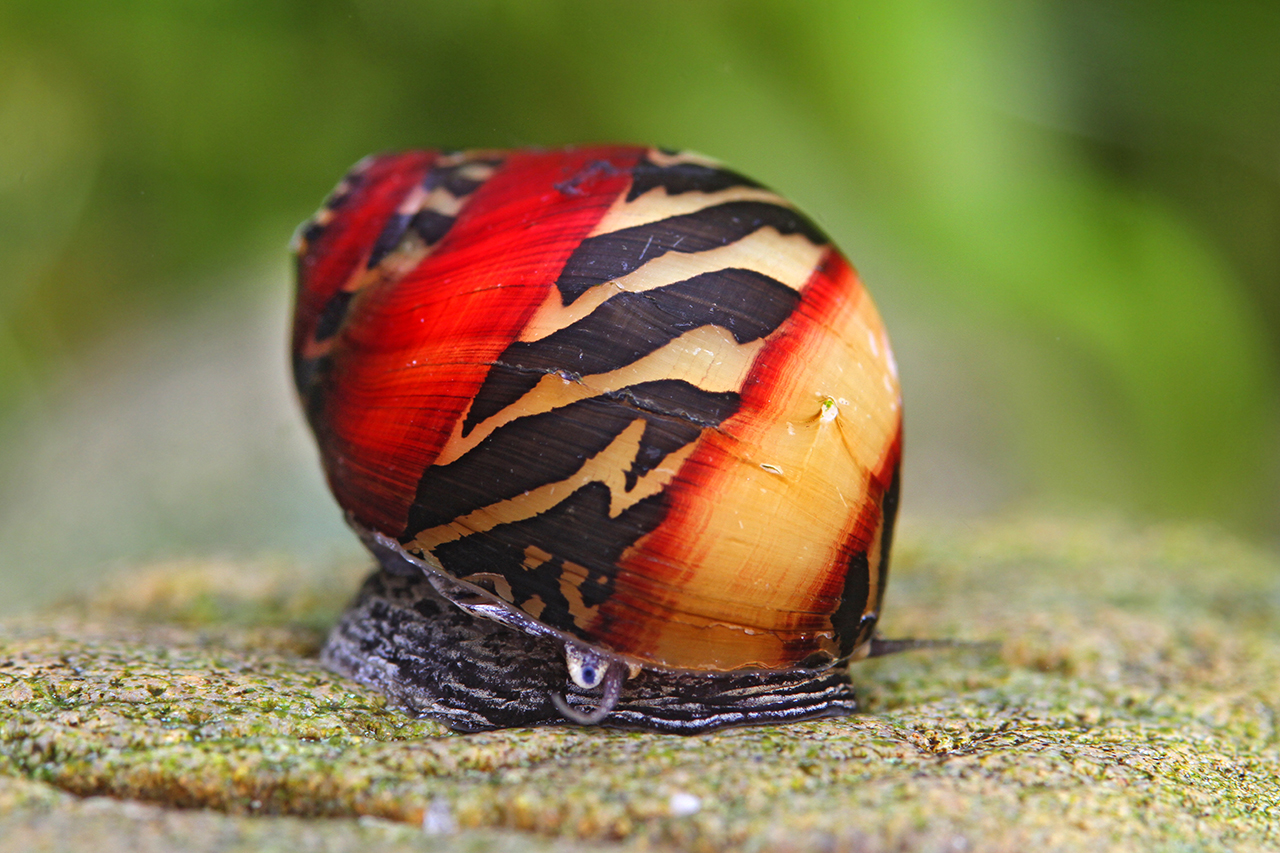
(292, 353), (332, 437)
(462, 268), (800, 436)
(423, 159), (501, 197)
(832, 551), (871, 660)
(557, 200), (829, 305)
(411, 209), (455, 245)
(874, 460), (901, 613)
(429, 482), (667, 638)
(366, 208), (461, 269)
(831, 460), (901, 658)
(404, 380), (740, 536)
(298, 219), (327, 248)
(293, 167), (367, 263)
(366, 212), (415, 269)
(626, 154), (763, 201)
(365, 158), (500, 269)
(312, 290), (355, 342)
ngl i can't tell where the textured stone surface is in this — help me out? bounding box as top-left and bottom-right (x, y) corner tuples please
(2, 518), (1279, 851)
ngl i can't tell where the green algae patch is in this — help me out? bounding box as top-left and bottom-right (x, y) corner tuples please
(0, 776), (590, 853)
(2, 519), (1279, 852)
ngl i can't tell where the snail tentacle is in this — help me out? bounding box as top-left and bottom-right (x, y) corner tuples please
(551, 660), (626, 725)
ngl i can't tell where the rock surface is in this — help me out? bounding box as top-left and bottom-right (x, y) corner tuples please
(2, 518), (1279, 852)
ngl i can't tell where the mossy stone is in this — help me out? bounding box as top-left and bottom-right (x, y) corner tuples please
(2, 519), (1278, 851)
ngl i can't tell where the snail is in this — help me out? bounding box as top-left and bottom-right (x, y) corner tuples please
(292, 146), (902, 733)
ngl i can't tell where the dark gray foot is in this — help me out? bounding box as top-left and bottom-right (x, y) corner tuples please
(321, 568), (859, 734)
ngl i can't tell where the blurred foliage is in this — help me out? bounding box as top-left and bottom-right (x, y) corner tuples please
(0, 0), (1277, 534)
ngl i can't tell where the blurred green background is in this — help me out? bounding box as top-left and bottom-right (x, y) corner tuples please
(2, 0), (1278, 610)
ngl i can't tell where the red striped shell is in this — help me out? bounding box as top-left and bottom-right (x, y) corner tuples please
(293, 146), (901, 676)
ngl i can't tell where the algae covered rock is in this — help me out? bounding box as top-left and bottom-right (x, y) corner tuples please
(2, 519), (1279, 852)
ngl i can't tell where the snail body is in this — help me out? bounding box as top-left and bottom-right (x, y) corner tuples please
(293, 146), (902, 731)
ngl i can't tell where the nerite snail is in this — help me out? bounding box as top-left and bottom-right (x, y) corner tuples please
(292, 146), (902, 733)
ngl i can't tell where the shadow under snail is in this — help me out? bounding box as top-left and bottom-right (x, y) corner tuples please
(292, 146), (903, 733)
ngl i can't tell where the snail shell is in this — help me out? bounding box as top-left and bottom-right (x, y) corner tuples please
(293, 146), (902, 731)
